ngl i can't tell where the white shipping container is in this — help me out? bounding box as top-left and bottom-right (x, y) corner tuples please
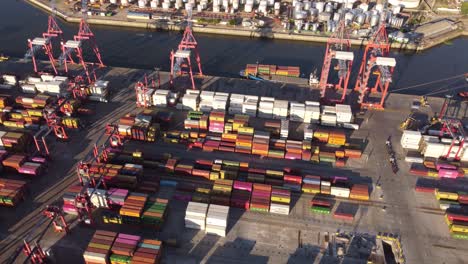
(330, 186), (350, 198)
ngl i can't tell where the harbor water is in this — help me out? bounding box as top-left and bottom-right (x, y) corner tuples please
(1, 0), (468, 96)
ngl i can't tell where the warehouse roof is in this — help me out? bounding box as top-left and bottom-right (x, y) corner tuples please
(414, 19), (458, 38)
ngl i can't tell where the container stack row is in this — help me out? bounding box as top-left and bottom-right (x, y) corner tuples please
(0, 178), (27, 207)
(165, 158), (369, 201)
(83, 230), (162, 264)
(117, 113), (160, 142)
(185, 201), (209, 230)
(175, 90), (354, 124)
(206, 204), (229, 237)
(185, 202), (230, 237)
(1, 151), (45, 177)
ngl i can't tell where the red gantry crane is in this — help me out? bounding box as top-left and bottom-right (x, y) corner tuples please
(135, 71), (160, 108)
(74, 125), (123, 225)
(319, 16), (354, 103)
(6, 206), (69, 264)
(170, 6), (203, 90)
(354, 6), (396, 109)
(59, 0), (104, 84)
(25, 15), (63, 75)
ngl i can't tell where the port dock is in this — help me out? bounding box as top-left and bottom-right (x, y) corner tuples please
(0, 60), (467, 263)
(25, 0), (468, 52)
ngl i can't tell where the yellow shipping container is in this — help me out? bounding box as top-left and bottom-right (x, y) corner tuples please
(350, 194), (370, 201)
(120, 211), (141, 217)
(239, 162), (249, 168)
(196, 188), (211, 194)
(10, 113), (24, 119)
(266, 170), (283, 177)
(271, 196), (291, 204)
(88, 243), (111, 250)
(435, 190), (458, 201)
(222, 133), (237, 140)
(238, 127), (254, 135)
(3, 121), (23, 128)
(213, 185), (232, 192)
(209, 172), (220, 180)
(445, 215), (453, 225)
(427, 170), (439, 177)
(236, 142), (252, 147)
(302, 188), (321, 194)
(451, 225), (468, 233)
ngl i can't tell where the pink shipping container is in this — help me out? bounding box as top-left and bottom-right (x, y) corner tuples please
(271, 188), (290, 196)
(116, 238), (139, 245)
(285, 153), (301, 160)
(436, 163), (457, 171)
(234, 181), (253, 192)
(438, 168), (459, 178)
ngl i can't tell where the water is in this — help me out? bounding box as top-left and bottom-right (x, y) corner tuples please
(1, 0), (468, 96)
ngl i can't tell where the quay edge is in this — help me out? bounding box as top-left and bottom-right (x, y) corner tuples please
(25, 0), (467, 52)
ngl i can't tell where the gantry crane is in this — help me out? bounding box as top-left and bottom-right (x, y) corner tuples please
(73, 125), (123, 225)
(33, 96), (80, 156)
(135, 71), (160, 108)
(25, 15), (63, 75)
(6, 206), (69, 264)
(59, 0), (104, 84)
(354, 5), (396, 110)
(319, 15), (354, 104)
(170, 6), (203, 90)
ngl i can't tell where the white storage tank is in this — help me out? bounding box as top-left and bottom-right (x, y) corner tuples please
(332, 12), (340, 21)
(311, 22), (319, 32)
(295, 10), (306, 20)
(392, 5), (401, 15)
(345, 12), (354, 22)
(354, 13), (365, 25)
(309, 8), (319, 17)
(150, 0), (158, 7)
(223, 0), (229, 8)
(162, 1), (170, 8)
(110, 0), (117, 4)
(315, 1), (325, 12)
(274, 1), (280, 10)
(375, 3), (383, 12)
(244, 4), (253, 12)
(138, 0), (147, 8)
(318, 12), (331, 22)
(295, 2), (303, 12)
(267, 0), (274, 6)
(325, 2), (333, 12)
(359, 3), (369, 11)
(370, 14), (380, 27)
(303, 1), (311, 10)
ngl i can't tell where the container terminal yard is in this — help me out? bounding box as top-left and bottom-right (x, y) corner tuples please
(0, 7), (468, 264)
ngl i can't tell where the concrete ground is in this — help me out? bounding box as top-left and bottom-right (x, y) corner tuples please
(0, 60), (467, 264)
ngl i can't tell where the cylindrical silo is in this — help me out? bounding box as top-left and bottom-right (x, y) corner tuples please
(315, 2), (325, 13)
(309, 8), (319, 17)
(370, 14), (380, 27)
(355, 13), (365, 25)
(318, 12), (331, 22)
